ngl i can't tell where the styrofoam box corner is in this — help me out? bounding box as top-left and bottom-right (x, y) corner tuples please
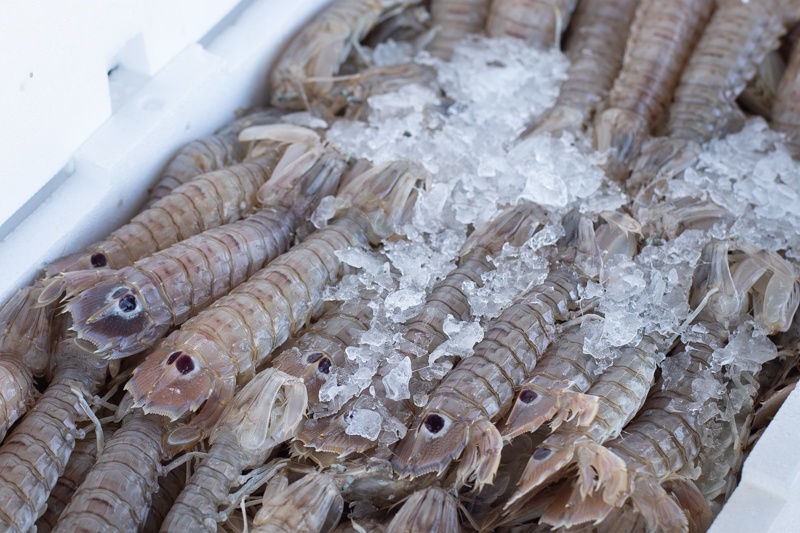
(1, 1), (798, 530)
(0, 0), (333, 306)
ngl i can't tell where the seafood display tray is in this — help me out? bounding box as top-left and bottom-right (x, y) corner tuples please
(1, 1), (798, 531)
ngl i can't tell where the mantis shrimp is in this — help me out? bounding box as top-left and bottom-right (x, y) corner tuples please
(428, 0), (492, 59)
(40, 144), (346, 358)
(524, 0), (638, 137)
(0, 340), (108, 533)
(594, 0), (714, 181)
(269, 0), (422, 111)
(250, 470), (344, 532)
(53, 412), (168, 532)
(486, 0), (579, 48)
(146, 108), (286, 207)
(540, 241), (799, 531)
(46, 125), (317, 274)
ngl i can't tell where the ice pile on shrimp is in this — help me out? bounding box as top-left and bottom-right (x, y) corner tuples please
(1, 0), (800, 531)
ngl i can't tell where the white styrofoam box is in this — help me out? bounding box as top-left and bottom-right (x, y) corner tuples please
(710, 385), (800, 532)
(0, 0), (315, 244)
(0, 0), (333, 306)
(1, 1), (799, 530)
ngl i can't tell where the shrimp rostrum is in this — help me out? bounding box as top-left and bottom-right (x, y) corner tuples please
(125, 160), (427, 451)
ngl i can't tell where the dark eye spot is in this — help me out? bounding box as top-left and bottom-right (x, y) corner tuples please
(306, 352), (323, 364)
(176, 355), (195, 374)
(167, 352), (181, 365)
(317, 357), (332, 374)
(111, 288), (127, 299)
(118, 295), (137, 312)
(90, 253), (107, 268)
(423, 414), (445, 434)
(519, 389), (538, 404)
(533, 448), (551, 460)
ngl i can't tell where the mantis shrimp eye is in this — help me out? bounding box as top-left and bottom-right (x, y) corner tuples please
(423, 414), (445, 434)
(166, 352), (181, 365)
(90, 253), (107, 268)
(317, 357), (332, 374)
(175, 355), (195, 374)
(118, 295), (137, 312)
(519, 389), (538, 403)
(533, 448), (551, 460)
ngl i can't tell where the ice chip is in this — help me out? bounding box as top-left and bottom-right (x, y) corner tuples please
(383, 357), (412, 401)
(345, 409), (383, 441)
(712, 321), (779, 372)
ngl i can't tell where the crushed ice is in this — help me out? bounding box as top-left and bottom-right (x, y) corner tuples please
(304, 34), (800, 448)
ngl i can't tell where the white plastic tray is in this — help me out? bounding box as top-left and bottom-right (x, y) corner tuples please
(0, 1), (796, 530)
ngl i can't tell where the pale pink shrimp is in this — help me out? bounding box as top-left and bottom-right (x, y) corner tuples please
(125, 161), (426, 452)
(161, 368), (306, 532)
(46, 127), (312, 274)
(40, 149), (346, 358)
(251, 470), (344, 533)
(392, 268), (582, 490)
(385, 486), (463, 533)
(297, 204), (544, 457)
(543, 322), (724, 530)
(524, 0), (639, 137)
(146, 109), (286, 207)
(36, 428), (115, 533)
(52, 412), (167, 532)
(0, 289), (47, 442)
(0, 283), (55, 378)
(594, 0), (715, 180)
(486, 0), (579, 48)
(0, 340), (108, 533)
(269, 0), (422, 110)
(428, 0), (493, 59)
(631, 0), (796, 188)
(498, 318), (602, 441)
(773, 31), (800, 157)
(271, 296), (374, 405)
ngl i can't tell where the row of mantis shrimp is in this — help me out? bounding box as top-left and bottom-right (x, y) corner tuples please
(1, 0), (800, 531)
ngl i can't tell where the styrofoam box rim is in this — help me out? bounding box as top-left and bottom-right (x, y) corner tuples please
(1, 1), (797, 530)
